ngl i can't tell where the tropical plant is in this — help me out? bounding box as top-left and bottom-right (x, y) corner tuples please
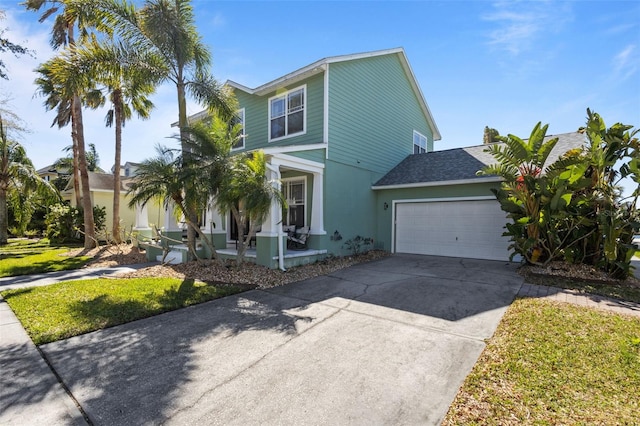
(0, 113), (57, 244)
(215, 150), (286, 265)
(126, 144), (219, 262)
(103, 0), (236, 257)
(480, 122), (560, 263)
(481, 111), (639, 279)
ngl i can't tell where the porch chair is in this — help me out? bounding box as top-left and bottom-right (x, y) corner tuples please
(287, 226), (310, 250)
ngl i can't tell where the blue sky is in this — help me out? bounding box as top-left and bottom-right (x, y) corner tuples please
(0, 0), (638, 178)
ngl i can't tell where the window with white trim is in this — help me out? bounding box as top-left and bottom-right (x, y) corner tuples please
(269, 86), (305, 141)
(413, 130), (428, 154)
(282, 177), (306, 227)
(231, 108), (245, 150)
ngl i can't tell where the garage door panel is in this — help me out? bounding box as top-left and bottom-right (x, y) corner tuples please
(394, 200), (510, 261)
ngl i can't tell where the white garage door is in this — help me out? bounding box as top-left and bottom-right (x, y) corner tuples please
(394, 199), (510, 261)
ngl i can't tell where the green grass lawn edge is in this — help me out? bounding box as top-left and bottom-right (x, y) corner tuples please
(443, 298), (640, 425)
(0, 239), (90, 277)
(1, 277), (248, 345)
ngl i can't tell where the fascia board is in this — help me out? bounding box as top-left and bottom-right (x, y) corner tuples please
(371, 176), (502, 190)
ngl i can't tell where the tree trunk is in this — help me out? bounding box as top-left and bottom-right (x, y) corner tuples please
(0, 186), (7, 245)
(71, 133), (81, 208)
(177, 80), (197, 259)
(72, 95), (96, 249)
(112, 89), (123, 244)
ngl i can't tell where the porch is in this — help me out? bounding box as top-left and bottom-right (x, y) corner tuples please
(133, 151), (328, 269)
(217, 242), (328, 269)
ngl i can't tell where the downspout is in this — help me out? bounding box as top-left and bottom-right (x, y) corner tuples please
(266, 163), (286, 271)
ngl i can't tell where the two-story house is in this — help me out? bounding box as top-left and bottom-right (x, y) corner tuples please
(207, 47), (442, 268)
(140, 47), (586, 267)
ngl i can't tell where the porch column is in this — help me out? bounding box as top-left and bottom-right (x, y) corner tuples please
(258, 167), (280, 236)
(310, 172), (326, 235)
(133, 203), (150, 230)
(256, 164), (285, 269)
(163, 203), (182, 231)
(132, 202), (152, 245)
(204, 200), (227, 252)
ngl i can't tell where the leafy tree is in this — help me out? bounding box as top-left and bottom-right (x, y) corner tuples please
(483, 126), (500, 144)
(0, 10), (32, 79)
(103, 0), (236, 256)
(0, 113), (57, 244)
(54, 142), (103, 173)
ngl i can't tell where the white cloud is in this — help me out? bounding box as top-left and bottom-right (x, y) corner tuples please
(211, 12), (225, 29)
(613, 44), (638, 81)
(482, 1), (571, 56)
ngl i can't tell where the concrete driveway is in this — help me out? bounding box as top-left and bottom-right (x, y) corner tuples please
(40, 254), (523, 425)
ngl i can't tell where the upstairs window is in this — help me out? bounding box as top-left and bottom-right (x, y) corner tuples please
(269, 86), (305, 141)
(232, 108), (245, 150)
(413, 130), (428, 154)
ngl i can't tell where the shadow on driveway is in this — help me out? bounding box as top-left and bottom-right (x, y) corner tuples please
(39, 254), (523, 425)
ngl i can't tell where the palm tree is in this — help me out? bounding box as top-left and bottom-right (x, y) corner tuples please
(103, 0), (236, 256)
(71, 38), (161, 242)
(34, 63), (82, 207)
(215, 150), (286, 265)
(25, 0), (101, 248)
(126, 144), (219, 261)
(0, 114), (56, 244)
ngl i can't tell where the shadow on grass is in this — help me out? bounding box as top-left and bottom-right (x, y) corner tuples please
(65, 279), (251, 339)
(0, 256), (91, 278)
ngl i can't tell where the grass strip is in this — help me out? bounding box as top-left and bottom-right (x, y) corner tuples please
(1, 278), (247, 345)
(0, 239), (90, 277)
(444, 298), (640, 425)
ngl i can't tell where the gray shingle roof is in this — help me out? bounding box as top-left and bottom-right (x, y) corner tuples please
(65, 172), (134, 192)
(373, 132), (586, 187)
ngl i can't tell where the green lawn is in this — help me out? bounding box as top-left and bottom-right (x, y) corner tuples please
(444, 298), (640, 425)
(0, 239), (90, 277)
(1, 277), (247, 345)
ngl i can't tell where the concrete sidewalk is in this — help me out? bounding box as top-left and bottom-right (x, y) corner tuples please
(0, 264), (153, 426)
(0, 263), (155, 291)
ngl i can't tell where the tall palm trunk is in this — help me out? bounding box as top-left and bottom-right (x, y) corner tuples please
(112, 89), (123, 243)
(177, 80), (197, 258)
(72, 95), (96, 248)
(0, 184), (7, 245)
(71, 134), (81, 207)
(66, 23), (95, 249)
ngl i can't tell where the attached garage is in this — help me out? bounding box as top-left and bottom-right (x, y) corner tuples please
(393, 198), (510, 261)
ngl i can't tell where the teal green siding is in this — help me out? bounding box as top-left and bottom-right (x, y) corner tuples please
(328, 54), (434, 174)
(323, 160), (381, 256)
(374, 182), (500, 252)
(233, 73), (325, 152)
(285, 149), (325, 163)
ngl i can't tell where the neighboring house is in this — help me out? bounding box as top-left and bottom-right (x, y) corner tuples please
(149, 47), (583, 267)
(36, 164), (68, 183)
(63, 171), (164, 240)
(111, 161), (141, 177)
